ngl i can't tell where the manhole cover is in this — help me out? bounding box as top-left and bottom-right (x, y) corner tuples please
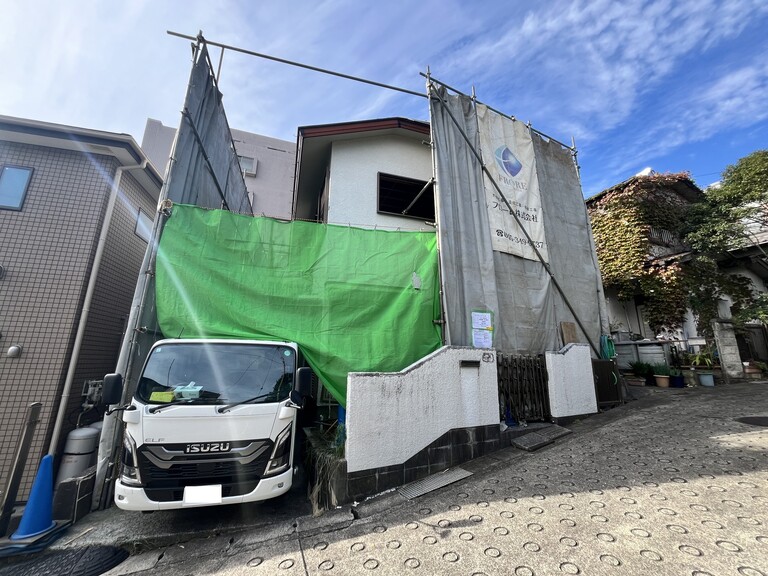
(0, 546), (128, 576)
(736, 416), (768, 427)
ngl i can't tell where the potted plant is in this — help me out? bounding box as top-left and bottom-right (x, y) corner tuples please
(652, 363), (671, 387)
(692, 349), (714, 387)
(627, 360), (649, 386)
(743, 361), (764, 377)
(629, 361), (655, 386)
(669, 367), (686, 388)
(669, 348), (686, 388)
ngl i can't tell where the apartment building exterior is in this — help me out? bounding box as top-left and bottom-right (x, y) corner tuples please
(142, 118), (295, 219)
(0, 116), (162, 497)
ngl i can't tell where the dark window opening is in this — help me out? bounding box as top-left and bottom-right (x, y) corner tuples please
(649, 226), (675, 246)
(377, 172), (435, 221)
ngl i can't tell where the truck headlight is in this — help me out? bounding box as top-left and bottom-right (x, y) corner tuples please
(120, 432), (143, 487)
(264, 425), (292, 477)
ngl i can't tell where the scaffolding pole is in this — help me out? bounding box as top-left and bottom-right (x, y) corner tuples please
(166, 30), (574, 153)
(167, 30), (426, 99)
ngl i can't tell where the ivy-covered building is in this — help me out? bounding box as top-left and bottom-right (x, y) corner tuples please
(586, 173), (701, 338)
(586, 172), (768, 377)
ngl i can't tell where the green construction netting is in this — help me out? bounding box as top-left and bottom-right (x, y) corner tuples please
(155, 204), (442, 406)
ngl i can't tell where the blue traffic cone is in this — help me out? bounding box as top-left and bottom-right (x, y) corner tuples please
(10, 455), (56, 540)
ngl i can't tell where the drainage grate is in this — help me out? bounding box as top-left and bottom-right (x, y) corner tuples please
(736, 416), (768, 427)
(0, 546), (129, 576)
(398, 467), (473, 500)
(511, 432), (554, 452)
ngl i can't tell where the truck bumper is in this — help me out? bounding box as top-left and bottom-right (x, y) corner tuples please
(114, 468), (293, 511)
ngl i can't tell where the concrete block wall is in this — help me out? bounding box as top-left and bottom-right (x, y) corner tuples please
(712, 319), (743, 381)
(345, 346), (499, 473)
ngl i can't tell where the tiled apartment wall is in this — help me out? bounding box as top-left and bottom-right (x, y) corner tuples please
(55, 170), (157, 451)
(0, 141), (114, 498)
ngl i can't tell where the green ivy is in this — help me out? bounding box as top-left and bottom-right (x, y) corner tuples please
(588, 173), (757, 336)
(590, 193), (648, 300)
(637, 263), (688, 333)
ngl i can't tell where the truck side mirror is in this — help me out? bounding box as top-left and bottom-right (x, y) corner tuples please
(102, 373), (124, 405)
(295, 367), (314, 398)
(289, 389), (306, 409)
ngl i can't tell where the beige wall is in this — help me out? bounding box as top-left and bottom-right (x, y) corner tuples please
(328, 135), (432, 231)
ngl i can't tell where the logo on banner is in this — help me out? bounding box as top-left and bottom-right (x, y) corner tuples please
(478, 103), (548, 261)
(494, 146), (522, 177)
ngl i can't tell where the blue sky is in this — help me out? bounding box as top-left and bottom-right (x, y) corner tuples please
(2, 0), (767, 195)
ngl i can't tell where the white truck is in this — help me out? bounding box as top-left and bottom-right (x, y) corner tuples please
(102, 338), (313, 511)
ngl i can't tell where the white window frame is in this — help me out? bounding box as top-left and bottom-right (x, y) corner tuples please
(135, 208), (153, 243)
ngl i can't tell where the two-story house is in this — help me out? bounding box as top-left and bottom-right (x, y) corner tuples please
(586, 172), (702, 342)
(587, 172), (767, 377)
(293, 117), (433, 230)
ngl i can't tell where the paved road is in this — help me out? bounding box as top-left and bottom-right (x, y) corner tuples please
(9, 382), (768, 575)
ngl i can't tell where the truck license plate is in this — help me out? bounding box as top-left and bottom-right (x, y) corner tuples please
(183, 484), (222, 505)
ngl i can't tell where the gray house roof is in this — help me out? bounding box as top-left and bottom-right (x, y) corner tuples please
(0, 115), (163, 196)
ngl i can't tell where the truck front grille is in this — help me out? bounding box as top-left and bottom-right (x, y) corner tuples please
(137, 439), (273, 502)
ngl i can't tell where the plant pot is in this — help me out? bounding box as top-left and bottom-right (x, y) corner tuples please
(654, 375), (670, 388)
(698, 372), (715, 387)
(670, 375), (685, 388)
(743, 366), (764, 380)
(645, 374), (656, 386)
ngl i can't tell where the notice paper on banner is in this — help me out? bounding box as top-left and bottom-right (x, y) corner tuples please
(471, 310), (494, 349)
(477, 104), (549, 262)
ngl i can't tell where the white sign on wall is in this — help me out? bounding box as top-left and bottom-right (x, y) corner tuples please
(477, 104), (548, 262)
(471, 310), (494, 348)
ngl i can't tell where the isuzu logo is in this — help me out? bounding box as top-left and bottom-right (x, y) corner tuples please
(184, 442), (231, 454)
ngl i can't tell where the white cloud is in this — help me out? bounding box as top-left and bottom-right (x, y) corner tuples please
(0, 0), (233, 138)
(1, 0), (766, 192)
(581, 55), (768, 190)
(435, 0), (766, 141)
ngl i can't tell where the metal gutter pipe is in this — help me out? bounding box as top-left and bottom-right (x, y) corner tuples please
(48, 160), (148, 455)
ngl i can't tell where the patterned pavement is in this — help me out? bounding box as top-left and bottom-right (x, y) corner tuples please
(95, 382), (768, 575)
(232, 384), (768, 576)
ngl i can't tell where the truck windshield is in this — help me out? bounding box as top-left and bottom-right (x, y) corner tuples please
(136, 343), (295, 406)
